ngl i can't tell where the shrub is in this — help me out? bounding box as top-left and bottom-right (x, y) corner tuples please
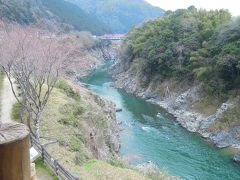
(69, 136), (83, 152)
(58, 102), (84, 127)
(108, 159), (127, 169)
(74, 152), (90, 165)
(55, 78), (81, 101)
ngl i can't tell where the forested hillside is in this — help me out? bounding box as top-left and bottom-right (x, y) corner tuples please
(0, 0), (35, 24)
(66, 0), (165, 33)
(0, 0), (110, 35)
(120, 7), (240, 97)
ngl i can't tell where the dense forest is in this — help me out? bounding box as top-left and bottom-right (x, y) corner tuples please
(66, 0), (165, 33)
(122, 7), (240, 97)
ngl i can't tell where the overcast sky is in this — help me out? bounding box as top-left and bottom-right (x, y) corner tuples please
(146, 0), (240, 16)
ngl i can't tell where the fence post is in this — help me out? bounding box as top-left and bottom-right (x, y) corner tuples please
(41, 146), (44, 162)
(54, 159), (58, 176)
(29, 135), (32, 147)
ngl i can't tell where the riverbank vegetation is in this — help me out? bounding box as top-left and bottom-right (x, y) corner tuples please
(122, 7), (240, 98)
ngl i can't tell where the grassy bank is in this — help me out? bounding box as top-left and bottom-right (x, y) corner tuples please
(79, 159), (177, 180)
(35, 159), (58, 180)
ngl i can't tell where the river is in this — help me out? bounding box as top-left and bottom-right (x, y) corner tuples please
(83, 65), (240, 180)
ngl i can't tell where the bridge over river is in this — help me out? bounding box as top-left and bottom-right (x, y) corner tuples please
(97, 34), (126, 40)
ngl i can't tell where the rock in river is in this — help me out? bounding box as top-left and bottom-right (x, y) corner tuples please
(116, 108), (122, 112)
(233, 154), (240, 163)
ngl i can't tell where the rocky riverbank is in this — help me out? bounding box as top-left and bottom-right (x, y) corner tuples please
(57, 40), (178, 179)
(62, 39), (122, 159)
(64, 39), (122, 157)
(112, 64), (240, 161)
(61, 34), (121, 79)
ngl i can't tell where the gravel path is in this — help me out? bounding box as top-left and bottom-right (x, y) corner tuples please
(0, 76), (17, 123)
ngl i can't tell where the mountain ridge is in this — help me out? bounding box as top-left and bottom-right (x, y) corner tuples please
(66, 0), (165, 33)
(0, 0), (165, 34)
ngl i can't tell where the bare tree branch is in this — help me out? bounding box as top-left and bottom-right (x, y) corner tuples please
(0, 23), (73, 139)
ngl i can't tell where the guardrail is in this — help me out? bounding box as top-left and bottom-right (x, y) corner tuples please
(30, 135), (79, 180)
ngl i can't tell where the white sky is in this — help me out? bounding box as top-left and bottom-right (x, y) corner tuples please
(146, 0), (240, 16)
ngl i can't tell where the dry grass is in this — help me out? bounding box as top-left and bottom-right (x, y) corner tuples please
(78, 159), (179, 180)
(40, 86), (94, 167)
(79, 160), (148, 180)
(209, 103), (240, 132)
(192, 95), (223, 116)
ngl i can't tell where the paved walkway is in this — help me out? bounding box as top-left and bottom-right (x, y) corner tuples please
(0, 76), (17, 123)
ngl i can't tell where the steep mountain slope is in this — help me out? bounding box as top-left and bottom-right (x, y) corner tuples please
(0, 0), (110, 34)
(41, 0), (110, 35)
(66, 0), (165, 33)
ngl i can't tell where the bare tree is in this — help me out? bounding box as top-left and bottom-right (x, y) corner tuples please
(0, 24), (74, 139)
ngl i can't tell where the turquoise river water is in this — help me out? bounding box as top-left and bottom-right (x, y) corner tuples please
(83, 65), (240, 180)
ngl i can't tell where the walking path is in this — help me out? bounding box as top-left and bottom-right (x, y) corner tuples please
(0, 76), (17, 123)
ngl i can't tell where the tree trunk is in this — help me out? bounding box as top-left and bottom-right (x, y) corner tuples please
(27, 110), (34, 136)
(20, 97), (28, 124)
(35, 111), (42, 140)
